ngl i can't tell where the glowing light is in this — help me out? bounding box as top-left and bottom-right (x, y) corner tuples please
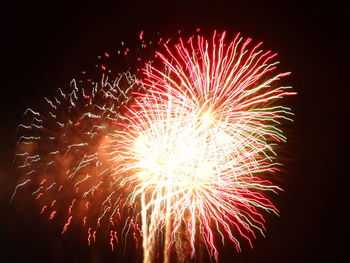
(200, 110), (215, 127)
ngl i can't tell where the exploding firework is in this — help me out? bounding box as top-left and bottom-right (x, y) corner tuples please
(13, 31), (295, 263)
(113, 31), (295, 262)
(13, 70), (145, 250)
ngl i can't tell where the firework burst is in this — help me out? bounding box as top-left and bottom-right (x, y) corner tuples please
(13, 31), (295, 263)
(113, 31), (295, 262)
(13, 71), (145, 250)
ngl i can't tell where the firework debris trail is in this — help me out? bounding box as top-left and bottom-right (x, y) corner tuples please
(13, 31), (295, 263)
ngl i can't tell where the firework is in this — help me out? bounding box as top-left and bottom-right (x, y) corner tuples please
(112, 31), (295, 262)
(13, 31), (295, 263)
(13, 70), (145, 250)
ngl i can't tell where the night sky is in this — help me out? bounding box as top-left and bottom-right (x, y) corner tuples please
(0, 1), (347, 262)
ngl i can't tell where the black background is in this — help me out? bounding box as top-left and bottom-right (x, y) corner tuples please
(0, 1), (347, 262)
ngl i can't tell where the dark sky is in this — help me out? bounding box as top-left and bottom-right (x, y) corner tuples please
(0, 1), (347, 263)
